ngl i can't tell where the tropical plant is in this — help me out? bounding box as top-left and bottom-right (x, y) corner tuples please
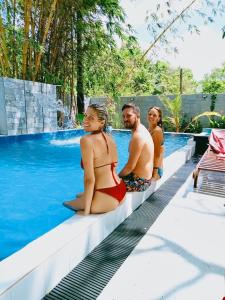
(209, 115), (225, 129)
(184, 119), (202, 133)
(184, 111), (222, 132)
(160, 94), (222, 132)
(160, 94), (182, 132)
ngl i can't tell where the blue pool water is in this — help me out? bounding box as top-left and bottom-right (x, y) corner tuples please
(0, 130), (190, 260)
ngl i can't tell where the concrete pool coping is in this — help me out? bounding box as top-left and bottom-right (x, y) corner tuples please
(0, 137), (195, 300)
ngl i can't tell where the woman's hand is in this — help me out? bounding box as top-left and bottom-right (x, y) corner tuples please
(76, 192), (84, 198)
(77, 210), (89, 216)
(152, 169), (160, 180)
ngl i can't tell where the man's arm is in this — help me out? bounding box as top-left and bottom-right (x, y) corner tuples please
(119, 134), (144, 177)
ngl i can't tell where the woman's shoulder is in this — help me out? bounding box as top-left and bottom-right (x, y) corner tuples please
(81, 132), (114, 144)
(154, 126), (163, 133)
(80, 134), (93, 146)
(151, 126), (163, 141)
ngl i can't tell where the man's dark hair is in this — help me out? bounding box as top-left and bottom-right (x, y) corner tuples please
(122, 103), (140, 118)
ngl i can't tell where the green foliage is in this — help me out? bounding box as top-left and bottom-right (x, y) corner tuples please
(162, 118), (176, 132)
(152, 63), (197, 95)
(160, 94), (182, 132)
(84, 41), (198, 99)
(1, 0), (224, 116)
(184, 111), (222, 133)
(201, 62), (225, 94)
(76, 113), (84, 126)
(202, 79), (225, 94)
(160, 94), (222, 133)
(105, 97), (122, 129)
(209, 115), (225, 129)
(181, 117), (202, 133)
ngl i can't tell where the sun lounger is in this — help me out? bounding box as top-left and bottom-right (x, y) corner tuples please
(193, 129), (225, 189)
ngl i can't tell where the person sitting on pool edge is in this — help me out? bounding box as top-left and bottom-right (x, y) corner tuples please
(119, 103), (154, 192)
(63, 103), (126, 215)
(147, 106), (164, 180)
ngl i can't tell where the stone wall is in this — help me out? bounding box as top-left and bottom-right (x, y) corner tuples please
(90, 94), (225, 128)
(0, 77), (57, 135)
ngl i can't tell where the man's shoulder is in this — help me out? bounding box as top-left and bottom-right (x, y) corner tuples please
(131, 125), (149, 143)
(138, 124), (151, 137)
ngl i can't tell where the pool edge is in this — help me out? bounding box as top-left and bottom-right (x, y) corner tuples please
(0, 138), (196, 300)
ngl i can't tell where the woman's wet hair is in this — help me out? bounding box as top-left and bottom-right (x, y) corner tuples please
(88, 103), (108, 132)
(122, 103), (140, 118)
(148, 106), (163, 128)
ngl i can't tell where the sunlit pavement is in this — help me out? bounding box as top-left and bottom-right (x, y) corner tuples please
(98, 173), (225, 300)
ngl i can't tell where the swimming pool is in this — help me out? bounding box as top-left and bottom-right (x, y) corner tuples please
(0, 130), (191, 260)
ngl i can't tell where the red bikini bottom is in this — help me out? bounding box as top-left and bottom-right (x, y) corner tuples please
(95, 179), (126, 202)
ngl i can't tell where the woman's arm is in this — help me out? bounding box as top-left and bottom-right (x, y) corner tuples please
(152, 129), (163, 178)
(80, 137), (95, 215)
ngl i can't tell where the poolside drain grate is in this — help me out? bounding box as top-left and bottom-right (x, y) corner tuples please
(196, 171), (225, 198)
(43, 159), (196, 300)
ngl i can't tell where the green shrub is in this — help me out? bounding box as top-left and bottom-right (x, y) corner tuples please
(209, 115), (225, 129)
(76, 113), (84, 127)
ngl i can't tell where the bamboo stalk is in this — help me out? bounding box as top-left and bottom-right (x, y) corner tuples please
(22, 0), (32, 79)
(0, 15), (10, 75)
(12, 0), (17, 77)
(33, 0), (58, 80)
(140, 0), (198, 60)
(0, 51), (6, 76)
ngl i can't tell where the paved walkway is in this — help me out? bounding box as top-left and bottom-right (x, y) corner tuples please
(44, 159), (225, 300)
(99, 172), (225, 300)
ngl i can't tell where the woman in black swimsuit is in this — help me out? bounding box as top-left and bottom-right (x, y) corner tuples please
(63, 104), (126, 215)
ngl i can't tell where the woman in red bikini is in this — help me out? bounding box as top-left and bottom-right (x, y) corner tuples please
(63, 103), (126, 215)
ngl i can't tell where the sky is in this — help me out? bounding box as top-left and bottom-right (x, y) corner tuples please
(120, 0), (225, 81)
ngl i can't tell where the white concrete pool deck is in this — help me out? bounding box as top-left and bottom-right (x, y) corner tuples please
(0, 139), (196, 300)
(98, 173), (225, 300)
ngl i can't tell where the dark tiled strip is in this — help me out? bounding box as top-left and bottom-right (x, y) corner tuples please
(44, 159), (196, 300)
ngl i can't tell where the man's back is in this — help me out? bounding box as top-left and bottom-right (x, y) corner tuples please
(119, 103), (154, 192)
(130, 123), (154, 179)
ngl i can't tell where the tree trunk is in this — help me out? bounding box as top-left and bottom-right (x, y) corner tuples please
(22, 0), (32, 79)
(70, 15), (75, 118)
(76, 11), (84, 114)
(12, 0), (17, 77)
(179, 68), (183, 94)
(0, 16), (10, 75)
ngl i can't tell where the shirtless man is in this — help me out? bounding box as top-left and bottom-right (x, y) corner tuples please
(119, 103), (154, 192)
